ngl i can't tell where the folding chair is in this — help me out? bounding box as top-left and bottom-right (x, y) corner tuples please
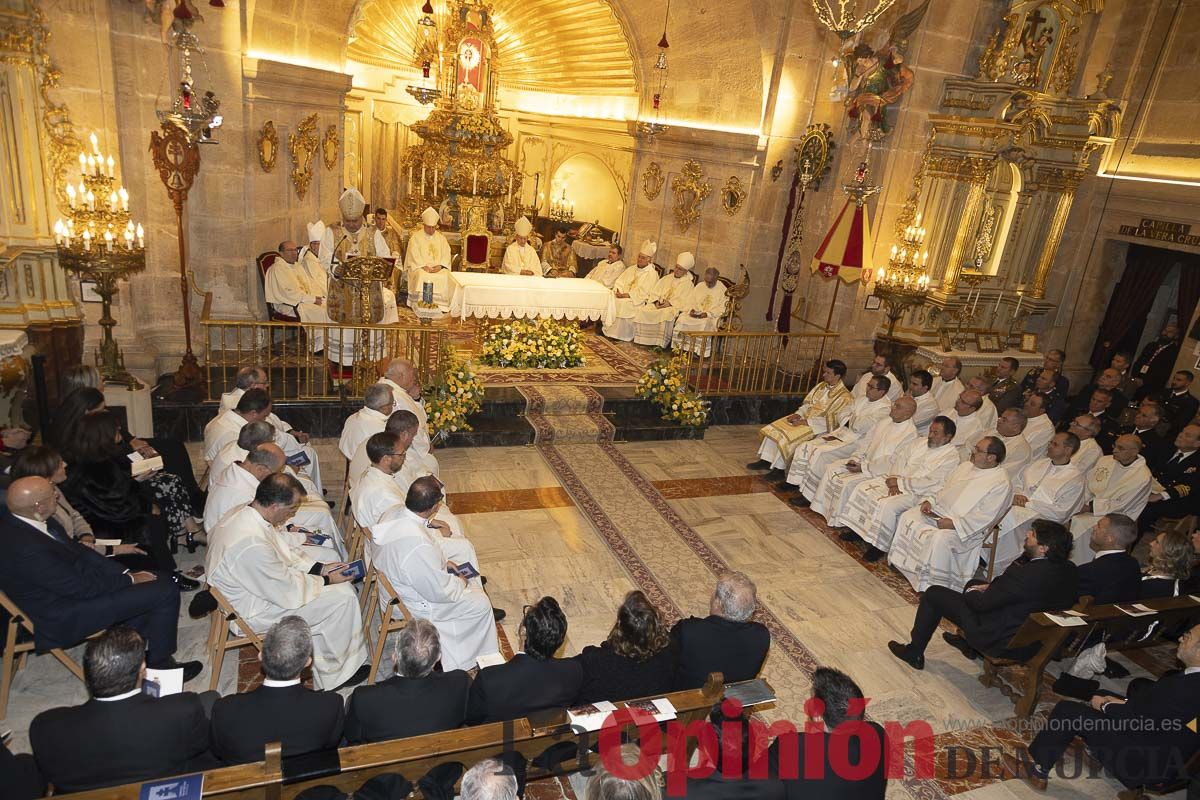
(979, 525), (1001, 581)
(205, 585), (265, 692)
(0, 590), (92, 719)
(365, 569), (414, 685)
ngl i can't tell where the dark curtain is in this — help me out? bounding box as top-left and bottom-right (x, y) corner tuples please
(1089, 245), (1176, 371)
(1174, 253), (1200, 339)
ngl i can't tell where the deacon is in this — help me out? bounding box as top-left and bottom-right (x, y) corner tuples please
(908, 370), (938, 434)
(369, 476), (499, 671)
(748, 360), (851, 476)
(337, 384), (395, 462)
(347, 410), (422, 492)
(929, 357), (964, 411)
(989, 432), (1086, 573)
(379, 358), (438, 476)
(836, 416), (961, 562)
(1023, 391), (1057, 455)
(985, 408), (1033, 481)
(606, 240), (659, 342)
(541, 227), (577, 277)
(633, 252), (695, 348)
(501, 216), (541, 276)
(219, 366), (321, 492)
(945, 389), (988, 460)
(785, 375), (892, 503)
(670, 266), (728, 355)
(404, 207), (453, 308)
(206, 473), (369, 690)
(851, 354), (902, 401)
(371, 207), (402, 260)
(809, 394), (919, 522)
(1067, 414), (1104, 474)
(888, 436), (1014, 592)
(586, 245), (626, 289)
(1069, 434), (1153, 560)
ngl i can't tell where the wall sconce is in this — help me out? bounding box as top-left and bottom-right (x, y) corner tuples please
(770, 160), (784, 182)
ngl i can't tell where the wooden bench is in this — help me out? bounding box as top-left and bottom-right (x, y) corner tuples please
(48, 673), (731, 799)
(977, 595), (1200, 718)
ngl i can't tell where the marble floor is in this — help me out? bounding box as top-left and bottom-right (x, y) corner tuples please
(2, 426), (1186, 800)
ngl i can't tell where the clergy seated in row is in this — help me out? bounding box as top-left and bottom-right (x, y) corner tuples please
(206, 473), (370, 691)
(1138, 423), (1200, 534)
(205, 389), (321, 493)
(204, 442), (342, 558)
(929, 356), (964, 412)
(988, 432), (1087, 574)
(501, 216), (541, 276)
(984, 408), (1033, 482)
(404, 206), (452, 309)
(966, 375), (999, 433)
(888, 436), (1015, 593)
(1022, 390), (1057, 455)
(586, 245), (626, 289)
(1066, 413), (1105, 475)
(348, 410), (435, 492)
(908, 369), (939, 434)
(943, 389), (988, 460)
(219, 365), (322, 492)
(541, 227), (577, 277)
(748, 359), (852, 476)
(210, 421), (277, 495)
(669, 267), (729, 356)
(378, 357), (438, 473)
(834, 416), (962, 562)
(988, 356), (1024, 413)
(264, 237), (329, 343)
(605, 240), (660, 342)
(632, 252), (696, 348)
(780, 375), (894, 503)
(852, 353), (903, 402)
(338, 383), (396, 462)
(1069, 434), (1154, 558)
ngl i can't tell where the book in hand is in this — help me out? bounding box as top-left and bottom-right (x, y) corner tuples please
(306, 532), (331, 546)
(143, 667), (184, 697)
(128, 449), (164, 477)
(723, 678), (777, 707)
(447, 562), (480, 579)
(140, 773), (204, 800)
(338, 559), (367, 582)
(286, 450), (311, 468)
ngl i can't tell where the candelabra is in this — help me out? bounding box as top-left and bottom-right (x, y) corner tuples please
(54, 133), (146, 389)
(872, 213), (929, 343)
(549, 189), (574, 223)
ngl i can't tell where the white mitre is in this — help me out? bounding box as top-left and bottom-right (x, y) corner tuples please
(676, 251), (696, 271)
(514, 216), (533, 237)
(639, 239), (657, 258)
(338, 187), (366, 220)
(420, 206), (440, 227)
(306, 220), (326, 244)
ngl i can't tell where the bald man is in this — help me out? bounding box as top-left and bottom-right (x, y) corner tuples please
(1069, 434), (1153, 562)
(378, 358), (438, 475)
(0, 477), (199, 679)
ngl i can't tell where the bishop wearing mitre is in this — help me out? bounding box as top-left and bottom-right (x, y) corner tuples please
(299, 221), (329, 297)
(748, 359), (852, 474)
(501, 216), (541, 276)
(606, 240), (659, 342)
(404, 206), (453, 309)
(671, 267), (728, 355)
(633, 252), (695, 348)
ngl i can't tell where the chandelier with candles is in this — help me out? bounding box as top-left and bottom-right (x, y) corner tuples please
(872, 211), (930, 341)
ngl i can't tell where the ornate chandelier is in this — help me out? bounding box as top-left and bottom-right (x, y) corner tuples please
(636, 0), (671, 139)
(810, 0), (899, 39)
(872, 211), (929, 341)
(53, 133), (146, 388)
(549, 188), (574, 223)
(156, 27), (222, 143)
(407, 0), (443, 105)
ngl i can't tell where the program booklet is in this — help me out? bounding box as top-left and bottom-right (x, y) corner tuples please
(447, 562), (480, 579)
(286, 450), (311, 468)
(139, 773), (204, 800)
(128, 449), (164, 477)
(339, 559), (366, 582)
(723, 678), (776, 707)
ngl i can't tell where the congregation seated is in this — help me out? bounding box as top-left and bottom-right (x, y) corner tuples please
(965, 375), (999, 432)
(907, 369), (938, 434)
(585, 743), (664, 800)
(209, 616), (344, 765)
(573, 589), (678, 704)
(29, 626), (210, 793)
(944, 389), (988, 459)
(209, 419), (274, 485)
(204, 388), (286, 471)
(928, 356), (963, 411)
(984, 408), (1033, 481)
(1156, 369), (1199, 435)
(1117, 401), (1168, 456)
(219, 366), (322, 491)
(987, 356), (1024, 413)
(671, 571), (769, 690)
(1139, 423), (1200, 534)
(1018, 349), (1070, 402)
(850, 353), (902, 402)
(1140, 528), (1194, 599)
(344, 619), (470, 744)
(0, 739), (44, 800)
(1021, 390), (1057, 455)
(462, 758), (521, 800)
(1065, 413), (1104, 474)
(466, 596), (582, 724)
(347, 409), (422, 492)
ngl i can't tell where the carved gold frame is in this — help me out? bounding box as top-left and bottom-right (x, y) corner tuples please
(641, 161), (664, 201)
(257, 120), (278, 172)
(721, 175), (747, 216)
(671, 161), (711, 232)
(288, 113), (320, 200)
(321, 124), (339, 170)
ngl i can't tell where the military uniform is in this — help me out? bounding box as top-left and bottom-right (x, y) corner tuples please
(1138, 448), (1200, 532)
(989, 376), (1022, 413)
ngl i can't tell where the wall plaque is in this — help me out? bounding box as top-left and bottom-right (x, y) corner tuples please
(1118, 218), (1200, 247)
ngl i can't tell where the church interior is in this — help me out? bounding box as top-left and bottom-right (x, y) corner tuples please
(1, 0), (1200, 797)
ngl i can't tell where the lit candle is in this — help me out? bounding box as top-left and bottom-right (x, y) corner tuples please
(53, 220), (62, 245)
(78, 152), (86, 171)
(136, 223), (144, 248)
(124, 229), (133, 249)
(876, 266), (885, 281)
(67, 184), (76, 208)
(119, 188), (128, 211)
(109, 191), (117, 212)
(922, 250), (928, 265)
(994, 290), (1003, 315)
(82, 229), (91, 252)
(915, 211), (922, 227)
(103, 230), (113, 252)
(85, 190), (95, 210)
(106, 155), (114, 178)
(89, 132), (99, 154)
(890, 244), (898, 259)
(86, 154), (95, 174)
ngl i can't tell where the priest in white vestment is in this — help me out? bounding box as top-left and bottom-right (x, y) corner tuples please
(404, 207), (454, 309)
(810, 395), (919, 522)
(585, 246), (626, 289)
(368, 476), (498, 671)
(908, 370), (939, 434)
(929, 357), (964, 411)
(990, 432), (1087, 573)
(945, 389), (988, 460)
(501, 216), (541, 276)
(633, 252), (695, 347)
(606, 240), (660, 342)
(347, 409), (423, 492)
(1022, 392), (1056, 455)
(1067, 415), (1104, 475)
(785, 375), (893, 500)
(218, 366), (322, 492)
(204, 389), (279, 465)
(264, 241), (326, 356)
(841, 416), (962, 561)
(851, 354), (903, 402)
(206, 474), (368, 690)
(671, 267), (728, 355)
(888, 436), (1014, 592)
(379, 358), (438, 474)
(967, 376), (999, 432)
(1069, 434), (1153, 562)
(298, 221), (329, 298)
(982, 408), (1034, 481)
(750, 360), (852, 474)
(337, 384), (395, 461)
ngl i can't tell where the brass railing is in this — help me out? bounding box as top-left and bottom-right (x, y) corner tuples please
(675, 328), (839, 396)
(199, 292), (448, 401)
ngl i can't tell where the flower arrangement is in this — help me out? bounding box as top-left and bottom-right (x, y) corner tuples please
(478, 318), (585, 369)
(635, 355), (709, 427)
(423, 347), (484, 441)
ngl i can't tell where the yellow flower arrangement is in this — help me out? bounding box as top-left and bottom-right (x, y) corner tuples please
(479, 318), (585, 369)
(423, 346), (484, 441)
(635, 355), (709, 427)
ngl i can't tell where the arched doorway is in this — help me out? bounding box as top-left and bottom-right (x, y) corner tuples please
(550, 153), (624, 236)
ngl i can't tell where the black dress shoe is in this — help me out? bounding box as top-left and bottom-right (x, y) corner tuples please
(149, 658), (204, 683)
(1103, 658), (1130, 678)
(335, 664), (371, 690)
(838, 528), (862, 542)
(863, 546), (887, 562)
(942, 632), (980, 660)
(788, 494), (809, 507)
(887, 640), (924, 670)
(173, 572), (201, 591)
(492, 607), (506, 621)
(481, 575), (488, 586)
(746, 459), (771, 471)
(764, 468), (785, 480)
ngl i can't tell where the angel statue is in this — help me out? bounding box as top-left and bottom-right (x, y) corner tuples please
(835, 0), (931, 139)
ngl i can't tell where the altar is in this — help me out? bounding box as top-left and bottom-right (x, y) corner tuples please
(448, 272), (616, 327)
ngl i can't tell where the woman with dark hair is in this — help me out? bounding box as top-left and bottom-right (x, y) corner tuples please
(574, 591), (677, 703)
(465, 596), (583, 724)
(57, 412), (198, 589)
(1141, 529), (1194, 599)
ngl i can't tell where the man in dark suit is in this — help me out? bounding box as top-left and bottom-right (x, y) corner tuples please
(1, 739), (44, 800)
(989, 357), (1024, 413)
(1118, 403), (1168, 458)
(1139, 424), (1200, 533)
(1133, 324), (1181, 399)
(466, 596), (582, 724)
(209, 616), (344, 764)
(672, 571), (770, 690)
(0, 477), (198, 677)
(1003, 622), (1200, 791)
(1156, 370), (1199, 435)
(29, 626), (211, 793)
(888, 520), (1079, 668)
(1077, 513), (1142, 604)
(345, 618), (470, 743)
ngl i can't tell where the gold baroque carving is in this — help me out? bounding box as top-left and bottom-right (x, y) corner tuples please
(641, 161), (664, 201)
(721, 176), (747, 216)
(1050, 25), (1080, 95)
(943, 97), (994, 111)
(322, 124), (339, 171)
(671, 160), (711, 232)
(288, 113), (320, 200)
(256, 120), (278, 172)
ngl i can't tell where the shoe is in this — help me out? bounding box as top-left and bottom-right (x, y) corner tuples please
(788, 495), (809, 507)
(746, 459), (770, 471)
(335, 664), (371, 690)
(838, 528), (862, 542)
(173, 572), (201, 591)
(764, 468), (785, 481)
(150, 658), (204, 684)
(943, 632), (980, 660)
(999, 752), (1047, 792)
(887, 640), (924, 670)
(863, 546), (887, 563)
(492, 607), (506, 621)
(1103, 658), (1130, 678)
(481, 575), (488, 586)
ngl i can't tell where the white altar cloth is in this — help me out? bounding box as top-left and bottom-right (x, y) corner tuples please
(448, 272), (615, 326)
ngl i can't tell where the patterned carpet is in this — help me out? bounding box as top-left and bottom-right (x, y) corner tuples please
(518, 386), (616, 443)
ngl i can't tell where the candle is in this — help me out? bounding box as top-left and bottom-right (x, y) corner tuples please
(472, 166), (478, 196)
(407, 165), (413, 195)
(119, 188), (128, 211)
(86, 154), (94, 174)
(109, 191), (117, 212)
(78, 152), (86, 171)
(103, 230), (113, 252)
(89, 132), (99, 154)
(67, 184), (76, 208)
(1014, 291), (1023, 316)
(994, 290), (1003, 315)
(915, 211), (922, 227)
(106, 155), (114, 178)
(82, 229), (91, 252)
(85, 190), (95, 210)
(136, 223), (144, 248)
